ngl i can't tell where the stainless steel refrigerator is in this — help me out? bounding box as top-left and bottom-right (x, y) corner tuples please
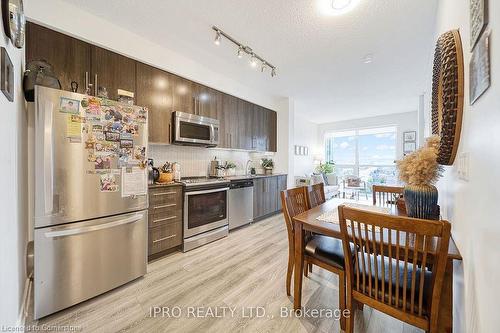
(33, 86), (149, 319)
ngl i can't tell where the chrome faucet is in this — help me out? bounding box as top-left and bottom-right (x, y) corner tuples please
(245, 160), (252, 175)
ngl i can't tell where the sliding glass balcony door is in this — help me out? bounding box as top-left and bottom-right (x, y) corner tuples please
(324, 126), (398, 192)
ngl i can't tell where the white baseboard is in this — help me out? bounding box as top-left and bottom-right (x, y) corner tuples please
(16, 277), (32, 331)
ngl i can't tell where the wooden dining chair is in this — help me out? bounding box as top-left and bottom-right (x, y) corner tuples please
(337, 205), (451, 333)
(281, 187), (349, 330)
(305, 183), (326, 208)
(372, 185), (404, 208)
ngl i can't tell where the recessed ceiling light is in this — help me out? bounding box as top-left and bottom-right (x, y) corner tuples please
(362, 53), (373, 64)
(331, 0), (351, 10)
(317, 0), (361, 16)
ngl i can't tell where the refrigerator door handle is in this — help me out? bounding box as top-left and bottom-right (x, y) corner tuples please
(44, 213), (145, 238)
(40, 98), (54, 214)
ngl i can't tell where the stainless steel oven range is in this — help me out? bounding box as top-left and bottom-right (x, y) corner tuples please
(181, 178), (230, 251)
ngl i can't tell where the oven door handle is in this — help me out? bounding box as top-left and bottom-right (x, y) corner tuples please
(185, 187), (229, 196)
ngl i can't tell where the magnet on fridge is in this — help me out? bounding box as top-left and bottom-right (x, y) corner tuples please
(60, 97), (80, 114)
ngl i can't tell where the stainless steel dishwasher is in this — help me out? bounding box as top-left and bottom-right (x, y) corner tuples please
(228, 179), (254, 230)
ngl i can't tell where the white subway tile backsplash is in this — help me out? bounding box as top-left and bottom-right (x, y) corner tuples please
(148, 144), (273, 178)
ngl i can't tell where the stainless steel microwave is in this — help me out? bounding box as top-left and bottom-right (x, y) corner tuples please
(172, 111), (219, 147)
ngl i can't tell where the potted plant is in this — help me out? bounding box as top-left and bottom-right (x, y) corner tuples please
(396, 135), (443, 219)
(315, 162), (335, 175)
(217, 161), (237, 176)
(261, 158), (274, 175)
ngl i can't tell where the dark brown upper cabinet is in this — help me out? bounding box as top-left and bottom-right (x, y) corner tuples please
(252, 105), (265, 151)
(136, 63), (174, 144)
(220, 94), (239, 149)
(172, 75), (194, 114)
(26, 22), (91, 94)
(25, 23), (278, 151)
(237, 99), (253, 150)
(193, 84), (220, 119)
(90, 46), (136, 100)
(267, 109), (277, 152)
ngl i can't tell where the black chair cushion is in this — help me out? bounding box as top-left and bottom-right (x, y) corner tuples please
(354, 253), (433, 314)
(305, 235), (346, 269)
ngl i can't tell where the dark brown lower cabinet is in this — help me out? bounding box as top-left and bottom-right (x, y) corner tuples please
(253, 175), (287, 221)
(148, 185), (183, 260)
(276, 175), (287, 211)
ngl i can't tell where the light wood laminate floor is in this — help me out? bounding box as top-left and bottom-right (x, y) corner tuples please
(27, 214), (423, 333)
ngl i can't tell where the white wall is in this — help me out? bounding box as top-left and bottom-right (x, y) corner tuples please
(317, 111), (418, 161)
(293, 113), (319, 177)
(0, 28), (27, 326)
(432, 1), (500, 332)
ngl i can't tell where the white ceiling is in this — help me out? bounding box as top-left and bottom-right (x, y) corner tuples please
(62, 0), (437, 123)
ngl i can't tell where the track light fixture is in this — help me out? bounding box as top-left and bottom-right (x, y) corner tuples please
(212, 26), (277, 77)
(214, 30), (221, 45)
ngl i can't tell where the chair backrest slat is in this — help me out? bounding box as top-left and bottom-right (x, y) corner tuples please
(281, 187), (310, 236)
(379, 227), (385, 302)
(372, 185), (404, 207)
(371, 227), (379, 300)
(305, 183), (326, 208)
(418, 235), (429, 316)
(338, 205), (451, 320)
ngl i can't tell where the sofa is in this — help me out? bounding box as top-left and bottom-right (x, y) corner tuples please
(293, 174), (340, 200)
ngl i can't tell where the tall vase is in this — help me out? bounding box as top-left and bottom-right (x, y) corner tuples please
(404, 184), (439, 220)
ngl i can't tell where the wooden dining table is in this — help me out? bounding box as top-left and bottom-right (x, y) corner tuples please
(292, 198), (462, 333)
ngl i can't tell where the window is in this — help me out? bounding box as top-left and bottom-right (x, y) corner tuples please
(324, 126), (398, 191)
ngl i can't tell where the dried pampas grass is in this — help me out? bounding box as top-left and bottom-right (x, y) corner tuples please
(397, 135), (443, 186)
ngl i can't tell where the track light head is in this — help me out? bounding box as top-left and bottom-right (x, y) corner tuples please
(271, 67), (277, 77)
(250, 54), (257, 68)
(214, 30), (221, 45)
(261, 62), (267, 72)
(237, 45), (244, 58)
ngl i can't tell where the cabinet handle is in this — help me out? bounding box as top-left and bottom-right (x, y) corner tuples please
(153, 234), (176, 243)
(154, 203), (176, 209)
(168, 123), (171, 142)
(94, 73), (98, 96)
(153, 191), (177, 196)
(153, 216), (177, 223)
(85, 72), (89, 92)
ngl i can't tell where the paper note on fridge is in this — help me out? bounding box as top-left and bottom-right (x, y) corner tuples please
(121, 167), (147, 197)
(66, 114), (81, 139)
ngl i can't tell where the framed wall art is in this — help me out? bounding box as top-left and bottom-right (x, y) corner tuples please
(403, 142), (416, 154)
(470, 30), (490, 105)
(1, 47), (14, 102)
(470, 0), (488, 50)
(294, 145), (309, 156)
(403, 131), (416, 142)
